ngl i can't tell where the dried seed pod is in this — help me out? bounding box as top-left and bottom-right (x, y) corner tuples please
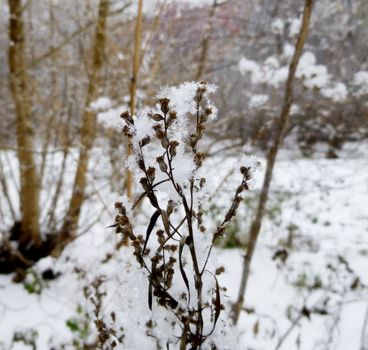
(159, 98), (170, 114)
(147, 167), (156, 183)
(152, 124), (164, 138)
(189, 134), (198, 148)
(114, 202), (123, 209)
(197, 209), (204, 226)
(116, 215), (129, 226)
(114, 202), (126, 215)
(156, 156), (168, 173)
(149, 113), (164, 122)
(225, 196), (242, 222)
(158, 235), (165, 246)
(197, 123), (206, 135)
(131, 239), (140, 249)
(156, 229), (164, 236)
(166, 276), (173, 289)
(151, 255), (161, 264)
(169, 141), (179, 158)
(120, 111), (134, 125)
(169, 140), (179, 148)
(156, 230), (165, 247)
(204, 107), (212, 115)
(121, 232), (130, 246)
(137, 157), (145, 171)
(140, 136), (151, 147)
(166, 200), (175, 217)
(194, 86), (206, 103)
(155, 128), (165, 139)
(240, 166), (252, 180)
(199, 178), (206, 188)
(166, 111), (177, 127)
(215, 266), (225, 275)
(195, 152), (206, 167)
(169, 110), (177, 118)
(161, 136), (169, 149)
(200, 113), (208, 123)
(122, 125), (133, 138)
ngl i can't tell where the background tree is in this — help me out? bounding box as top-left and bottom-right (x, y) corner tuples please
(8, 0), (41, 248)
(60, 0), (110, 249)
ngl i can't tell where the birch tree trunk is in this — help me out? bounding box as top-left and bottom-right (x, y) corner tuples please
(60, 0), (109, 244)
(8, 0), (41, 246)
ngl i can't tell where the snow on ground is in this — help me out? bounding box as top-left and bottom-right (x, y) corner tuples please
(0, 142), (367, 349)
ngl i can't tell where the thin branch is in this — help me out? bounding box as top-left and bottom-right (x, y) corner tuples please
(232, 0), (315, 324)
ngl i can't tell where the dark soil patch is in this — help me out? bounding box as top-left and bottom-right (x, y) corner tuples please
(0, 221), (58, 276)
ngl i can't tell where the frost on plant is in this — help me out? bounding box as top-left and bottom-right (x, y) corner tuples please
(96, 82), (259, 349)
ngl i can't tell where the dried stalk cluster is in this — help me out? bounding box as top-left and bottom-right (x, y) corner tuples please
(113, 83), (253, 349)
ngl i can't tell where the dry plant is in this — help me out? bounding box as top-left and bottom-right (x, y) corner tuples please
(107, 82), (259, 349)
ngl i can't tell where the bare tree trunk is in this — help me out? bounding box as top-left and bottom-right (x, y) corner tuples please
(8, 0), (41, 246)
(231, 0), (314, 324)
(125, 0), (144, 199)
(60, 0), (110, 245)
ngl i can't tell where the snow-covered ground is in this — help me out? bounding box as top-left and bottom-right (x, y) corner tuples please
(0, 142), (367, 349)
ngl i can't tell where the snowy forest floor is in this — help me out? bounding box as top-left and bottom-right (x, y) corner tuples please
(0, 141), (367, 350)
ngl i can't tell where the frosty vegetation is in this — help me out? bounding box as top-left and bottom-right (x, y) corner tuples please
(89, 82), (260, 349)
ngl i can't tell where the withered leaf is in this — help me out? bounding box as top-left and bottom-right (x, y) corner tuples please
(142, 210), (161, 255)
(213, 275), (221, 332)
(179, 238), (191, 305)
(148, 280), (153, 311)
